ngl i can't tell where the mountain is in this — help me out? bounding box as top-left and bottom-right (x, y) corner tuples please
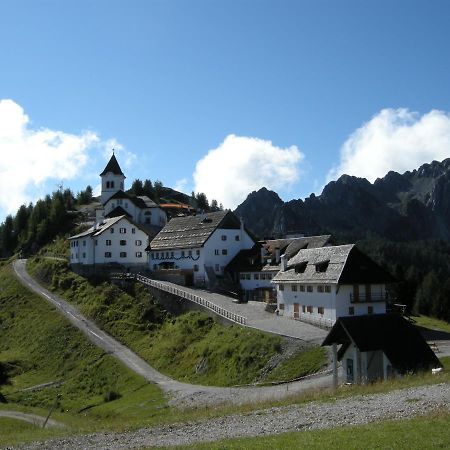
(235, 158), (450, 242)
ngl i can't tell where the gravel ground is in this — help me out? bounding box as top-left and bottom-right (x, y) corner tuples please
(13, 382), (450, 450)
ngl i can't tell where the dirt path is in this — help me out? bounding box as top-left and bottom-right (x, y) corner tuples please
(12, 259), (334, 408)
(15, 383), (450, 449)
(0, 410), (64, 428)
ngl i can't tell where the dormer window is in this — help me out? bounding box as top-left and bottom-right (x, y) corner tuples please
(315, 261), (329, 273)
(295, 262), (307, 273)
(201, 217), (212, 223)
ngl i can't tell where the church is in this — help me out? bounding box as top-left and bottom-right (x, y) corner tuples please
(69, 153), (167, 273)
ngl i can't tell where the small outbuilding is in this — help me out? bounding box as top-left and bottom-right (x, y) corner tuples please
(322, 314), (442, 384)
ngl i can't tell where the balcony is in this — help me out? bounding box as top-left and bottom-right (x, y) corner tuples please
(349, 292), (394, 304)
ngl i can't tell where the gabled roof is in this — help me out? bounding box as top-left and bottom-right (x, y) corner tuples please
(225, 244), (264, 273)
(272, 245), (395, 285)
(322, 314), (442, 374)
(265, 235), (331, 259)
(100, 154), (125, 176)
(104, 205), (132, 219)
(105, 190), (159, 209)
(68, 215), (150, 240)
(150, 210), (252, 250)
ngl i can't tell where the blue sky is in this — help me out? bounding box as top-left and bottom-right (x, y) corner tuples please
(1, 0), (450, 221)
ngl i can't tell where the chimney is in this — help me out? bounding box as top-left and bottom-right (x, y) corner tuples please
(260, 246), (266, 264)
(280, 254), (287, 272)
(275, 248), (281, 263)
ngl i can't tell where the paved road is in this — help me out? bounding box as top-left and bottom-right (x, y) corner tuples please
(12, 259), (335, 408)
(0, 410), (64, 428)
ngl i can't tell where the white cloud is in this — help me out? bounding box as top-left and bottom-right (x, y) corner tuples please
(328, 108), (450, 183)
(0, 99), (125, 216)
(193, 134), (303, 209)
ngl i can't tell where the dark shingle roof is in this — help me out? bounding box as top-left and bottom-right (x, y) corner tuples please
(150, 210), (245, 250)
(105, 190), (160, 209)
(225, 244), (264, 273)
(322, 314), (442, 374)
(104, 206), (132, 219)
(100, 154), (125, 176)
(265, 235), (331, 259)
(272, 245), (395, 285)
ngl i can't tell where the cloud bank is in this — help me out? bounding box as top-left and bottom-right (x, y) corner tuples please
(0, 99), (122, 217)
(328, 108), (450, 183)
(194, 134), (303, 209)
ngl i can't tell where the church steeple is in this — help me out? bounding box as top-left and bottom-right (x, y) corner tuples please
(100, 152), (126, 204)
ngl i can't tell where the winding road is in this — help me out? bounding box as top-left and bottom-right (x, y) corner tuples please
(12, 259), (334, 408)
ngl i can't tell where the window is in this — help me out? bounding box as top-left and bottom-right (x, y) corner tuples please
(261, 273), (267, 280)
(368, 306), (373, 314)
(188, 250), (192, 257)
(254, 273), (259, 280)
(279, 284), (284, 291)
(324, 285), (331, 293)
(306, 285), (313, 293)
(240, 273), (245, 280)
(295, 262), (307, 273)
(120, 252), (127, 258)
(235, 235), (240, 241)
(95, 240), (98, 246)
(106, 240), (112, 246)
(221, 235), (227, 241)
(105, 252), (112, 258)
(181, 251), (185, 257)
(82, 252), (86, 258)
(135, 240), (142, 246)
(318, 306), (324, 315)
(279, 303), (285, 310)
(300, 285), (305, 292)
(166, 252), (169, 258)
(118, 199), (122, 205)
(349, 306), (355, 315)
(215, 264), (220, 272)
(214, 249), (219, 255)
(291, 285), (298, 292)
(267, 273), (272, 279)
(317, 286), (324, 293)
(222, 249), (227, 255)
(119, 228), (126, 234)
(110, 228), (114, 234)
(307, 305), (313, 313)
(106, 181), (110, 188)
(76, 241), (78, 246)
(119, 240), (127, 246)
(83, 240), (86, 246)
(194, 264), (199, 272)
(196, 249), (200, 256)
(136, 251), (142, 258)
(302, 305), (306, 313)
(131, 227), (135, 234)
(315, 261), (329, 273)
(171, 251), (174, 258)
(111, 203), (115, 208)
(245, 273), (251, 280)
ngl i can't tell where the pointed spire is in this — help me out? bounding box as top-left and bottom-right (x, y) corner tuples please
(100, 152), (124, 176)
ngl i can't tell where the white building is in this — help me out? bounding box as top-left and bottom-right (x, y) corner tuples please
(69, 215), (149, 272)
(95, 153), (167, 232)
(272, 244), (395, 328)
(322, 314), (441, 384)
(148, 210), (256, 287)
(69, 153), (167, 272)
(226, 235), (331, 302)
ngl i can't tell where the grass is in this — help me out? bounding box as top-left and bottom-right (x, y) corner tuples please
(27, 257), (326, 386)
(0, 262), (168, 446)
(413, 314), (450, 333)
(156, 409), (450, 449)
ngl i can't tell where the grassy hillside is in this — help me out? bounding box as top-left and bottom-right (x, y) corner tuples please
(0, 262), (169, 446)
(27, 257), (326, 386)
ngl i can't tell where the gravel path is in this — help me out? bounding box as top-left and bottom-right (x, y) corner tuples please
(12, 259), (334, 408)
(14, 383), (450, 449)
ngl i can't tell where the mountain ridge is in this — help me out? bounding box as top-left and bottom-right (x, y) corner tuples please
(235, 158), (450, 241)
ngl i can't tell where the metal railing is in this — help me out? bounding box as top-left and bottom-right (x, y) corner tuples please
(133, 274), (247, 325)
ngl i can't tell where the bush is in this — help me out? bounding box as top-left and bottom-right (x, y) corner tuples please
(103, 390), (122, 403)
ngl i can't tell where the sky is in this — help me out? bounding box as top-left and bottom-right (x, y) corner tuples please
(1, 0), (450, 222)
